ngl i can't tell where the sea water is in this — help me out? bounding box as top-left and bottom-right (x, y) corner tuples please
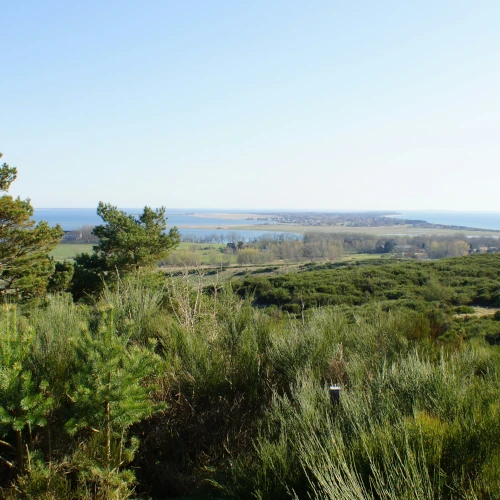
(32, 208), (272, 230)
(395, 211), (500, 231)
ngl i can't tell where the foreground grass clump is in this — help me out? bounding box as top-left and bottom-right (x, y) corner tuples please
(0, 258), (499, 498)
(228, 323), (500, 500)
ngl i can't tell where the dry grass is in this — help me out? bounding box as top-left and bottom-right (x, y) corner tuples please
(228, 223), (500, 237)
(455, 306), (500, 318)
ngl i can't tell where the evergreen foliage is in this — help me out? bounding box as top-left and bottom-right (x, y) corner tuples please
(93, 202), (180, 271)
(0, 305), (54, 471)
(72, 202), (180, 299)
(0, 153), (63, 298)
(47, 260), (74, 294)
(64, 305), (162, 497)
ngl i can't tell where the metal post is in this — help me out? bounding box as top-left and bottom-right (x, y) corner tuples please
(329, 385), (341, 405)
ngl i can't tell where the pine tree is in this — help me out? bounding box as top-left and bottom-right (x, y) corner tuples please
(0, 304), (54, 470)
(0, 153), (64, 298)
(72, 202), (180, 299)
(47, 260), (74, 293)
(65, 305), (162, 494)
(93, 202), (180, 272)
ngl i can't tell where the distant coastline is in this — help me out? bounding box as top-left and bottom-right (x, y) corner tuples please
(192, 212), (271, 220)
(32, 208), (500, 235)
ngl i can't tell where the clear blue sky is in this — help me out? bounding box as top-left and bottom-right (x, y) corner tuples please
(2, 1), (499, 210)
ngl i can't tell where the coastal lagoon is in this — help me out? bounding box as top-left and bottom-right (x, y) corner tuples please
(33, 208), (500, 239)
(33, 208), (293, 242)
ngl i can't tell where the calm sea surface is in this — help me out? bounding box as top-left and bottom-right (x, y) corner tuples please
(33, 208), (271, 229)
(395, 211), (500, 231)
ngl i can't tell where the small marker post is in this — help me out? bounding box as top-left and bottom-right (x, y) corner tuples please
(329, 385), (341, 405)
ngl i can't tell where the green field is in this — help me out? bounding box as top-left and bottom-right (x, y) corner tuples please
(50, 243), (94, 261)
(50, 242), (231, 264)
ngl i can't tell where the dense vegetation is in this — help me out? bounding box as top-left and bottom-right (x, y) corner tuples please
(237, 253), (500, 311)
(0, 154), (63, 298)
(63, 227), (500, 268)
(0, 255), (498, 498)
(1, 157), (499, 498)
(164, 231), (493, 267)
(0, 278), (497, 498)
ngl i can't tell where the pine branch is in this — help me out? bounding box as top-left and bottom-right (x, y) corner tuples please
(0, 439), (15, 452)
(0, 455), (14, 468)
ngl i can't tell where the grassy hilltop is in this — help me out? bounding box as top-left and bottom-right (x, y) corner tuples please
(1, 251), (500, 499)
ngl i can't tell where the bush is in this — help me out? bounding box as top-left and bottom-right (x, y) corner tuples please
(454, 305), (476, 314)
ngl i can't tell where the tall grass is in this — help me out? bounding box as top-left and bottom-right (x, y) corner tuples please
(229, 308), (500, 500)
